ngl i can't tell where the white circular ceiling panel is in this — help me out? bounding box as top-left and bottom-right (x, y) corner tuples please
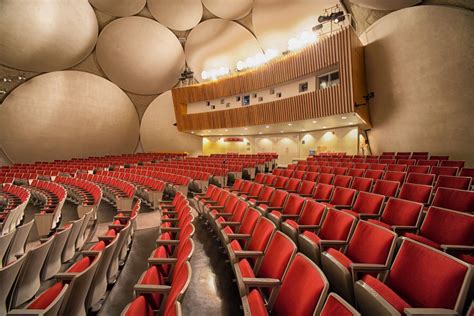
(252, 0), (339, 52)
(96, 17), (185, 95)
(185, 19), (263, 82)
(89, 0), (146, 17)
(0, 71), (140, 163)
(0, 0), (98, 72)
(202, 0), (253, 20)
(147, 0), (203, 31)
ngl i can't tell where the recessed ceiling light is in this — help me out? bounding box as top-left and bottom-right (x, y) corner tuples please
(280, 131), (284, 133)
(323, 126), (327, 128)
(240, 133), (243, 135)
(225, 129), (228, 132)
(312, 121), (317, 124)
(302, 129), (306, 132)
(244, 127), (248, 130)
(349, 122), (354, 125)
(219, 134), (223, 136)
(259, 132), (263, 134)
(265, 125), (270, 128)
(288, 123), (293, 126)
(207, 130), (211, 132)
(341, 116), (347, 120)
(191, 131), (194, 134)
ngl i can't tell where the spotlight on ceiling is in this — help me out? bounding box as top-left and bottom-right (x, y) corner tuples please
(0, 90), (6, 94)
(318, 15), (331, 23)
(330, 11), (344, 23)
(312, 24), (324, 32)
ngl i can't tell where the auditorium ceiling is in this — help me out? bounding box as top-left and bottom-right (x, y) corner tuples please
(0, 0), (472, 161)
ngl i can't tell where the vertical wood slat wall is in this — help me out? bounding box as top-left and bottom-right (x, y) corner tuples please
(172, 27), (366, 131)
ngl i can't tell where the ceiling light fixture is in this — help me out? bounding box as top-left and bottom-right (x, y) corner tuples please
(288, 123), (293, 126)
(265, 126), (270, 128)
(341, 116), (347, 120)
(312, 120), (317, 124)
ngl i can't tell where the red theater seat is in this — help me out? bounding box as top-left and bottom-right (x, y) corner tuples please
(431, 187), (474, 213)
(354, 238), (472, 316)
(350, 177), (373, 192)
(368, 197), (423, 233)
(342, 191), (385, 219)
(320, 293), (361, 316)
(280, 200), (326, 243)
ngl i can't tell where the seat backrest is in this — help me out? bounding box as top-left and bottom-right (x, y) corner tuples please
(263, 175), (276, 186)
(431, 187), (474, 212)
(329, 187), (357, 206)
(247, 217), (276, 253)
(440, 160), (465, 169)
(0, 230), (15, 269)
(352, 191), (385, 216)
(305, 172), (319, 182)
(313, 184), (334, 201)
(248, 183), (263, 197)
(285, 178), (301, 192)
(257, 232), (297, 284)
(431, 166), (459, 178)
(223, 194), (239, 213)
(258, 186), (274, 201)
(387, 164), (407, 172)
(406, 172), (436, 186)
(435, 175), (471, 191)
(238, 208), (260, 235)
(231, 178), (244, 191)
(272, 253), (328, 315)
(419, 206), (474, 246)
(273, 176), (288, 188)
(123, 295), (153, 316)
(0, 253), (27, 315)
(298, 180), (316, 196)
(230, 200), (248, 222)
(41, 225), (72, 281)
(163, 262), (192, 315)
(364, 169), (384, 180)
(238, 181), (252, 194)
(282, 194), (305, 216)
(318, 173), (334, 185)
(5, 219), (34, 263)
(380, 198), (423, 227)
(417, 159), (439, 167)
(386, 238), (471, 312)
(407, 165), (430, 174)
(268, 190), (288, 208)
(282, 169), (294, 178)
(350, 177), (373, 192)
(254, 173), (265, 184)
(292, 170), (306, 180)
(215, 190), (230, 206)
(298, 200), (326, 226)
(459, 167), (474, 181)
(398, 183), (432, 204)
(333, 175), (352, 188)
(372, 180), (400, 198)
(383, 171), (406, 184)
(345, 221), (396, 265)
(319, 208), (356, 241)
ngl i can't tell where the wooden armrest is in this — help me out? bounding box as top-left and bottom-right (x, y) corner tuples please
(441, 245), (474, 253)
(148, 258), (177, 265)
(297, 224), (320, 231)
(108, 224), (125, 230)
(207, 205), (224, 210)
(333, 205), (352, 210)
(281, 214), (299, 219)
(8, 309), (48, 315)
(392, 225), (418, 234)
(242, 277), (281, 289)
(162, 211), (178, 215)
(160, 227), (180, 232)
(39, 237), (50, 243)
(134, 284), (172, 294)
(220, 221), (241, 228)
(117, 210), (133, 214)
(98, 236), (115, 242)
(404, 308), (457, 316)
(156, 239), (180, 246)
(55, 273), (77, 281)
(161, 218), (179, 223)
(234, 250), (264, 258)
(228, 233), (251, 241)
(359, 214), (380, 219)
(214, 212), (232, 217)
(82, 250), (100, 256)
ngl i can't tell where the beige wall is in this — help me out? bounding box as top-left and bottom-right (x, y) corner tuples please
(201, 126), (359, 165)
(361, 6), (474, 165)
(140, 90), (202, 156)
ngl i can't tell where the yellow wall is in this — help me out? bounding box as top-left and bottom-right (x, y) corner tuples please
(202, 126), (359, 165)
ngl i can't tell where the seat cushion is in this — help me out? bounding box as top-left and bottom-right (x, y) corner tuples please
(152, 246), (171, 276)
(321, 294), (357, 316)
(326, 248), (353, 269)
(238, 259), (256, 278)
(284, 219), (298, 229)
(90, 241), (106, 251)
(302, 231), (321, 244)
(230, 240), (243, 252)
(247, 289), (269, 316)
(67, 257), (91, 273)
(141, 266), (164, 309)
(125, 295), (153, 316)
(28, 282), (64, 310)
(270, 210), (282, 218)
(361, 275), (411, 313)
(404, 233), (442, 250)
(106, 229), (117, 237)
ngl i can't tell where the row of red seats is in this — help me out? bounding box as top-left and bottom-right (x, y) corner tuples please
(193, 186), (365, 315)
(152, 162), (228, 177)
(76, 174), (136, 199)
(193, 184), (473, 314)
(122, 193), (193, 316)
(0, 184), (30, 235)
(54, 175), (102, 206)
(130, 166), (210, 183)
(274, 167), (473, 190)
(3, 200), (140, 315)
(95, 170), (165, 192)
